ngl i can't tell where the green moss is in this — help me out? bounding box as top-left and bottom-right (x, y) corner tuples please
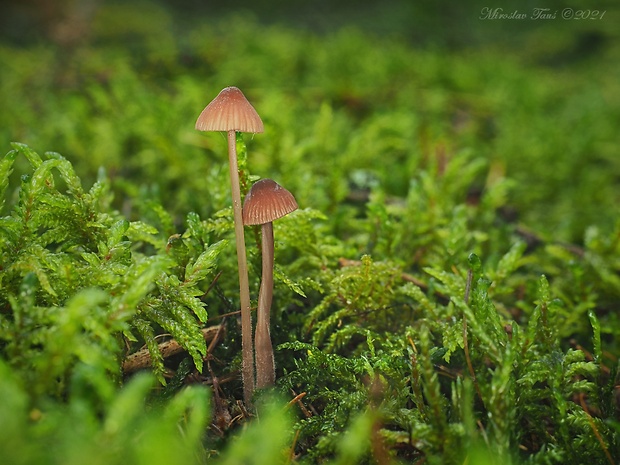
(0, 143), (225, 390)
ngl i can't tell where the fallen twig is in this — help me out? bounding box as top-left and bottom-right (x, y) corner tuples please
(122, 325), (223, 374)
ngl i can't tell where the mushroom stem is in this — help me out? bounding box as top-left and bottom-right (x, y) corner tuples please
(226, 129), (255, 404)
(241, 178), (297, 390)
(256, 221), (275, 388)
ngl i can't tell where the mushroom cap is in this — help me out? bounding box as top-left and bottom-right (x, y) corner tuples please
(195, 86), (264, 133)
(242, 179), (298, 225)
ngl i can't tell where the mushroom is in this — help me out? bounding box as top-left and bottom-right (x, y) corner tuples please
(242, 179), (298, 388)
(196, 86), (264, 404)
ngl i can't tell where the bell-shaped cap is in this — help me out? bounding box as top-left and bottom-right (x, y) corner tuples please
(242, 179), (298, 225)
(195, 86), (264, 133)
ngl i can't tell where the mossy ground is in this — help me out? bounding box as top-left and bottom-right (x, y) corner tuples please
(1, 1), (619, 464)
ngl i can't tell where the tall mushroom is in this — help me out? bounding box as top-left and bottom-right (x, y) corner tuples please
(196, 86), (263, 405)
(242, 179), (298, 388)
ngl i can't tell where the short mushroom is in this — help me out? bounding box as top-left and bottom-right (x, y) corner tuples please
(242, 179), (298, 388)
(196, 86), (263, 405)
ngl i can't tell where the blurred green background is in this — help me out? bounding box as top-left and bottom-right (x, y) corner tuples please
(1, 0), (617, 48)
(1, 0), (619, 242)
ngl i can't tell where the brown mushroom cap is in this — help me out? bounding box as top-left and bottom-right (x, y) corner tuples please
(195, 86), (264, 133)
(242, 179), (298, 225)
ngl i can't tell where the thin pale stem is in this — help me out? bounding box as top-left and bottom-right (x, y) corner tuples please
(227, 130), (255, 405)
(256, 222), (275, 388)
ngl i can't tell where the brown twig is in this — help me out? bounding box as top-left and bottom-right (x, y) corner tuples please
(286, 429), (301, 465)
(122, 325), (223, 374)
(207, 317), (227, 355)
(287, 391), (312, 418)
(200, 269), (223, 302)
(579, 393), (615, 465)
